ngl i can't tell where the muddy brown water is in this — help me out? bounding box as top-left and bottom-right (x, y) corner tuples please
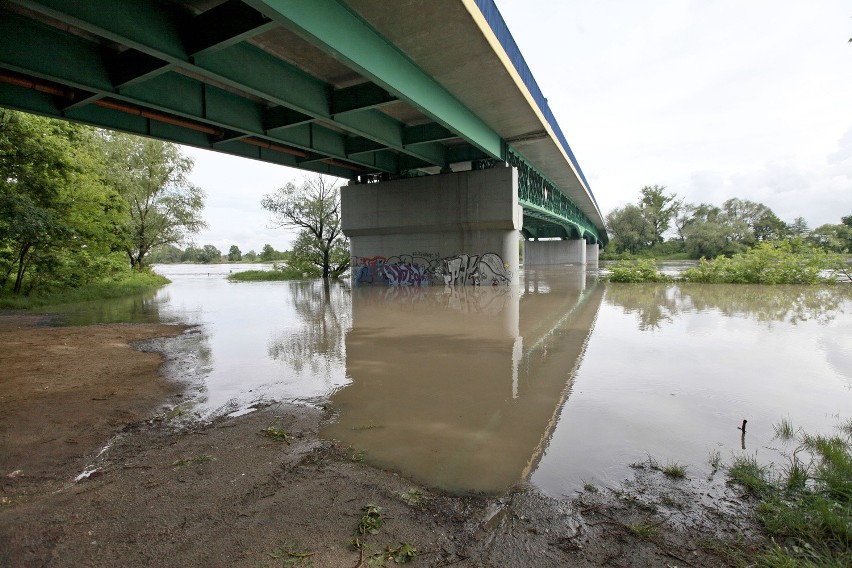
(40, 263), (852, 496)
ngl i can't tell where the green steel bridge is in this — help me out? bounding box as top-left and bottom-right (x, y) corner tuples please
(0, 0), (607, 245)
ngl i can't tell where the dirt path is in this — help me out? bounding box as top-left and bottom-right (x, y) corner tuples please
(0, 313), (760, 567)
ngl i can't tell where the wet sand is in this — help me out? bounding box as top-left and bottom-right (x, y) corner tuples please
(0, 313), (761, 567)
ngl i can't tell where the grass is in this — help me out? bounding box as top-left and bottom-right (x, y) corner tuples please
(0, 271), (169, 309)
(630, 455), (688, 478)
(627, 522), (658, 539)
(662, 462), (688, 478)
(726, 421), (852, 566)
(773, 417), (796, 440)
(709, 449), (722, 475)
(607, 259), (674, 283)
(170, 454), (215, 468)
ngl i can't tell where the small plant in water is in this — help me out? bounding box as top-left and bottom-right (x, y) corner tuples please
(399, 488), (424, 506)
(772, 417), (796, 440)
(662, 461), (688, 479)
(171, 454), (215, 468)
(708, 450), (721, 475)
(582, 482), (598, 493)
(259, 424), (291, 442)
(358, 504), (384, 535)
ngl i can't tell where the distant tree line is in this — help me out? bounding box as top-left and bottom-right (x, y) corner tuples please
(146, 243), (289, 264)
(604, 185), (852, 259)
(0, 110), (205, 296)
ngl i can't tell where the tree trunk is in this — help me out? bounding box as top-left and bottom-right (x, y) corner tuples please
(13, 242), (31, 294)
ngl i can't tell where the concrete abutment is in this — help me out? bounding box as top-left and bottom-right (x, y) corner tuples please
(342, 166), (521, 286)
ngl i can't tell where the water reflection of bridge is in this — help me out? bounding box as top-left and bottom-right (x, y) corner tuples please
(321, 267), (604, 494)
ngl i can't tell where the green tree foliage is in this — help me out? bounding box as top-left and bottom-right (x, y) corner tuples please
(0, 110), (128, 294)
(227, 245), (242, 262)
(788, 216), (810, 238)
(605, 204), (654, 254)
(808, 218), (852, 253)
(243, 250), (257, 261)
(681, 240), (838, 284)
(639, 185), (680, 244)
(101, 133), (206, 270)
(197, 244), (221, 264)
(261, 175), (349, 279)
(146, 244), (184, 264)
(259, 244), (279, 262)
(681, 203), (751, 258)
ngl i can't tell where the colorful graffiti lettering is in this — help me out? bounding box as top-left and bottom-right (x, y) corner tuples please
(352, 252), (511, 287)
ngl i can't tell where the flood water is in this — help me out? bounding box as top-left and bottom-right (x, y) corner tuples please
(44, 264), (852, 496)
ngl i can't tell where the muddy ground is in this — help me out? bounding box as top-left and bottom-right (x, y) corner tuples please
(0, 313), (764, 567)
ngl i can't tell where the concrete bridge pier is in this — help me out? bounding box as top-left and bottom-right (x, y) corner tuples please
(342, 166), (521, 286)
(586, 243), (600, 265)
(524, 239), (589, 266)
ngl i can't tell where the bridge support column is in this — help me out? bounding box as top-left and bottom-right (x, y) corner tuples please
(342, 166), (521, 286)
(524, 239), (587, 266)
(586, 243), (600, 265)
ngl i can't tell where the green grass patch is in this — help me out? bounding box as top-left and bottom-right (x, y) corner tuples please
(627, 522), (658, 539)
(662, 462), (688, 478)
(170, 454), (215, 468)
(228, 263), (322, 282)
(773, 417), (796, 441)
(0, 271), (169, 309)
(727, 421), (852, 566)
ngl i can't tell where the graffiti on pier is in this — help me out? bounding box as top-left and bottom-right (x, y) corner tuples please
(353, 252), (512, 287)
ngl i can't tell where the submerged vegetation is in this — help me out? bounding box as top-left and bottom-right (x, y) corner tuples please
(608, 240), (848, 285)
(727, 421), (852, 566)
(0, 271), (168, 309)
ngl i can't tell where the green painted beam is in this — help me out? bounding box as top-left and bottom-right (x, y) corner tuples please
(0, 13), (403, 174)
(403, 123), (456, 146)
(0, 81), (354, 179)
(185, 0), (277, 56)
(109, 49), (173, 88)
(332, 82), (397, 115)
(263, 106), (314, 132)
(244, 0), (504, 158)
(7, 0), (450, 169)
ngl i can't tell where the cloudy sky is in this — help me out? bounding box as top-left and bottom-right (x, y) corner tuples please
(186, 0), (852, 254)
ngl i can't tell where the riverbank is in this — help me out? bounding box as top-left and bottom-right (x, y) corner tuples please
(1, 314), (767, 567)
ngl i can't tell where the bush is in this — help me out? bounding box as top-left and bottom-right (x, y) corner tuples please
(681, 240), (839, 284)
(607, 259), (674, 283)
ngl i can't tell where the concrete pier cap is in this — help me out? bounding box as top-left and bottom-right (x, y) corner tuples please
(342, 166), (521, 286)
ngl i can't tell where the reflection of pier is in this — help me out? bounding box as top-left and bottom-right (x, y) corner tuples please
(321, 267), (604, 494)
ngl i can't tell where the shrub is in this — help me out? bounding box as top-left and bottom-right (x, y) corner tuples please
(607, 259), (673, 283)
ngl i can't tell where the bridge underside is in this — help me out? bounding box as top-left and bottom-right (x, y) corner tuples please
(0, 0), (606, 258)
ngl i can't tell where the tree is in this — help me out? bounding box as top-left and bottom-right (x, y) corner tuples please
(1, 110), (127, 294)
(259, 244), (277, 262)
(638, 185), (680, 244)
(722, 198), (786, 242)
(227, 245), (242, 262)
(605, 204), (654, 254)
(789, 217), (810, 238)
(808, 223), (852, 253)
(261, 175), (350, 278)
(244, 249), (257, 261)
(198, 244), (221, 263)
(101, 133), (206, 270)
(682, 203), (749, 258)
